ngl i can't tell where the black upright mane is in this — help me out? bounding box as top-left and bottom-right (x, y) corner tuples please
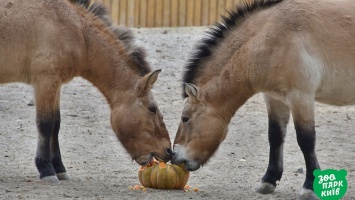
(182, 0), (283, 97)
(69, 0), (151, 76)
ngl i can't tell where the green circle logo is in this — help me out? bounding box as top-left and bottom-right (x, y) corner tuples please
(313, 169), (348, 200)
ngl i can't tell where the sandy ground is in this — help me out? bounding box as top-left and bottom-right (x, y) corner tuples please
(1, 27), (354, 200)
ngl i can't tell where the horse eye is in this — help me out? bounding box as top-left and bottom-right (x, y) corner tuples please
(149, 106), (157, 114)
(181, 117), (190, 123)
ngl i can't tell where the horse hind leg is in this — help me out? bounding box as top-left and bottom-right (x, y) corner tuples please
(256, 94), (290, 194)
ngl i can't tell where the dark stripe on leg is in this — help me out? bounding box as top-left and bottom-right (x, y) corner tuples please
(295, 123), (320, 190)
(50, 110), (66, 174)
(262, 120), (285, 186)
(35, 116), (56, 179)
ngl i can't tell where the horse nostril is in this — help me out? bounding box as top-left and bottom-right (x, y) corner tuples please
(164, 148), (174, 156)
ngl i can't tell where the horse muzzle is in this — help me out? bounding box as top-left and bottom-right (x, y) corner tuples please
(134, 154), (154, 166)
(135, 147), (172, 166)
(153, 147), (173, 163)
(171, 145), (201, 171)
(173, 159), (201, 171)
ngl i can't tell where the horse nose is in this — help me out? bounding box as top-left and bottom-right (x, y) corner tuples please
(170, 153), (183, 165)
(164, 147), (174, 156)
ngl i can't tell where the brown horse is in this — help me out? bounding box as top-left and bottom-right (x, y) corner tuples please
(172, 0), (355, 199)
(0, 0), (172, 184)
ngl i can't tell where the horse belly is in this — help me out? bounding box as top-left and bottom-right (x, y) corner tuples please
(315, 77), (355, 106)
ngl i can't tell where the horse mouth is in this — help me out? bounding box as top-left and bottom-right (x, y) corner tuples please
(183, 161), (201, 171)
(171, 144), (201, 171)
(171, 156), (201, 171)
(134, 148), (172, 166)
(153, 153), (172, 163)
(134, 154), (154, 166)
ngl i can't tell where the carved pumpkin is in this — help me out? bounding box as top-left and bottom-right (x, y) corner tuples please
(138, 159), (190, 189)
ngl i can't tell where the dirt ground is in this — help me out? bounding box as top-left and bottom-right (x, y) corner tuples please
(1, 27), (354, 200)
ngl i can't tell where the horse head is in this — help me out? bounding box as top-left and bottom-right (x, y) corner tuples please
(111, 70), (172, 166)
(172, 83), (230, 171)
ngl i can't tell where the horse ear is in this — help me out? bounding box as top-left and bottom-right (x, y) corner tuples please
(185, 83), (199, 101)
(138, 69), (161, 94)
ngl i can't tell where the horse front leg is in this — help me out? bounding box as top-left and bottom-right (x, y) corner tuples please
(256, 94), (290, 194)
(290, 94), (320, 200)
(50, 94), (69, 180)
(34, 83), (61, 184)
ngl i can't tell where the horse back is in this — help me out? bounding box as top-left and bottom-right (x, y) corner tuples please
(242, 0), (355, 105)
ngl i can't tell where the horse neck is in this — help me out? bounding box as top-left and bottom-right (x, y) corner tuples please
(79, 27), (138, 108)
(200, 70), (255, 123)
(196, 13), (273, 122)
(197, 30), (258, 122)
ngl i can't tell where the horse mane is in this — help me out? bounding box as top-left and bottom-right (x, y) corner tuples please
(182, 0), (283, 97)
(69, 0), (151, 76)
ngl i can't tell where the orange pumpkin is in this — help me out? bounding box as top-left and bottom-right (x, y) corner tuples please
(138, 159), (190, 189)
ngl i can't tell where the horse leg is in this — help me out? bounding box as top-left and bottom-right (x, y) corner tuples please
(50, 93), (69, 180)
(290, 94), (320, 200)
(34, 82), (61, 184)
(256, 94), (290, 194)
